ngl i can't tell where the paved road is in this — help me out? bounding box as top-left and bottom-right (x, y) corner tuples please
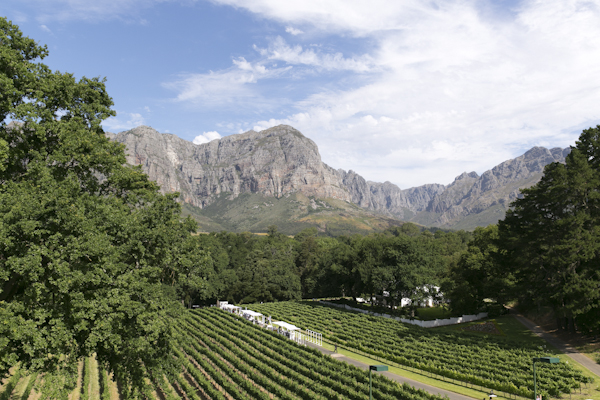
(306, 342), (477, 400)
(512, 313), (600, 377)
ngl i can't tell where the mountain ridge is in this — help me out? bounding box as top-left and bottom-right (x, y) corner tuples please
(108, 124), (569, 231)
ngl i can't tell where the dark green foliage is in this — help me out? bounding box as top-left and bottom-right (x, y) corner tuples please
(210, 228), (301, 304)
(0, 18), (208, 396)
(498, 126), (600, 333)
(444, 225), (512, 315)
(81, 357), (91, 400)
(19, 372), (38, 400)
(99, 367), (111, 400)
(202, 226), (466, 307)
(0, 367), (22, 400)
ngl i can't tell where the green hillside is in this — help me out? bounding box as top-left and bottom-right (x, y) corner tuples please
(183, 192), (405, 235)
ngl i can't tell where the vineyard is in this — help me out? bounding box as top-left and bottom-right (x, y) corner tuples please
(0, 308), (447, 400)
(249, 301), (593, 399)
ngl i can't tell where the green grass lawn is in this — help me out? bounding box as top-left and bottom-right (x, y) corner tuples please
(435, 315), (543, 343)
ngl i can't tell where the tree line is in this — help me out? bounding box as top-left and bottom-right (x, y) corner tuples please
(192, 224), (471, 310)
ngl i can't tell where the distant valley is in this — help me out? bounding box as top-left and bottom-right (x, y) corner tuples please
(107, 125), (569, 233)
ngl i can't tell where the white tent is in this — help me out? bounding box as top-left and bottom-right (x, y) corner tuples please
(242, 310), (263, 318)
(221, 304), (242, 314)
(242, 310), (265, 325)
(272, 321), (304, 344)
(272, 321), (300, 331)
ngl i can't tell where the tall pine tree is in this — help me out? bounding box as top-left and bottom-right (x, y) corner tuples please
(498, 126), (600, 333)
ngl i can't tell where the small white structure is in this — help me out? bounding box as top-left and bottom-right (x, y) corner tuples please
(272, 321), (304, 345)
(401, 286), (441, 308)
(221, 303), (242, 315)
(305, 329), (322, 346)
(218, 301), (243, 315)
(242, 310), (265, 325)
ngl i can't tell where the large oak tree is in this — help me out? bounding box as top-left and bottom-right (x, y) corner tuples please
(0, 18), (208, 397)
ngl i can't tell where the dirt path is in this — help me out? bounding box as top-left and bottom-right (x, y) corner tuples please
(306, 342), (477, 400)
(512, 313), (600, 377)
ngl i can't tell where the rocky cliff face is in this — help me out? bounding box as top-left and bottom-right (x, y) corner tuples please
(108, 125), (569, 230)
(413, 146), (570, 228)
(109, 125), (351, 208)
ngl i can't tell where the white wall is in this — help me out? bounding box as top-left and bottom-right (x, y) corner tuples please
(319, 301), (488, 328)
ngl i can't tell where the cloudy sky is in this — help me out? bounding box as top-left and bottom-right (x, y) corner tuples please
(3, 0), (600, 188)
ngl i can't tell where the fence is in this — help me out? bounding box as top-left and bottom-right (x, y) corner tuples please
(304, 329), (323, 346)
(319, 301), (488, 328)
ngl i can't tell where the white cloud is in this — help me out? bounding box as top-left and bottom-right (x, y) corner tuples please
(163, 57), (291, 106)
(20, 0), (600, 189)
(216, 0), (600, 188)
(255, 36), (374, 72)
(39, 24), (52, 33)
(285, 26), (303, 35)
(102, 112), (145, 132)
(193, 131), (222, 145)
(211, 0), (429, 36)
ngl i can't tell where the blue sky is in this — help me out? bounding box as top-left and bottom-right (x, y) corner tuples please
(3, 0), (600, 188)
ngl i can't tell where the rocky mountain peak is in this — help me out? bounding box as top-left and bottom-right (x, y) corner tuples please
(455, 171), (479, 181)
(111, 124), (350, 208)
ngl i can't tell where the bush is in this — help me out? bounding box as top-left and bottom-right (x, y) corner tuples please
(486, 303), (508, 318)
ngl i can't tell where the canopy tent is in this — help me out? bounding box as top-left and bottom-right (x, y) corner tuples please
(242, 310), (265, 325)
(221, 304), (242, 314)
(272, 321), (304, 344)
(242, 310), (263, 318)
(272, 321), (300, 331)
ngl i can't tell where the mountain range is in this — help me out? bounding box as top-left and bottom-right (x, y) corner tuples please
(107, 125), (569, 233)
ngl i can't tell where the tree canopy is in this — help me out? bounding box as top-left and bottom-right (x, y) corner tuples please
(0, 17), (210, 397)
(498, 126), (600, 332)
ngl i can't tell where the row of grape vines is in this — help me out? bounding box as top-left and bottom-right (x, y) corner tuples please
(0, 357), (116, 400)
(1, 308), (451, 400)
(174, 307), (447, 400)
(248, 301), (593, 399)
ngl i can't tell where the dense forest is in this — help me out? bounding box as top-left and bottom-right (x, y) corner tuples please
(192, 224), (471, 309)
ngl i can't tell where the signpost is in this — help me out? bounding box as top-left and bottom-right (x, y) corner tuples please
(369, 365), (388, 400)
(532, 357), (560, 400)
